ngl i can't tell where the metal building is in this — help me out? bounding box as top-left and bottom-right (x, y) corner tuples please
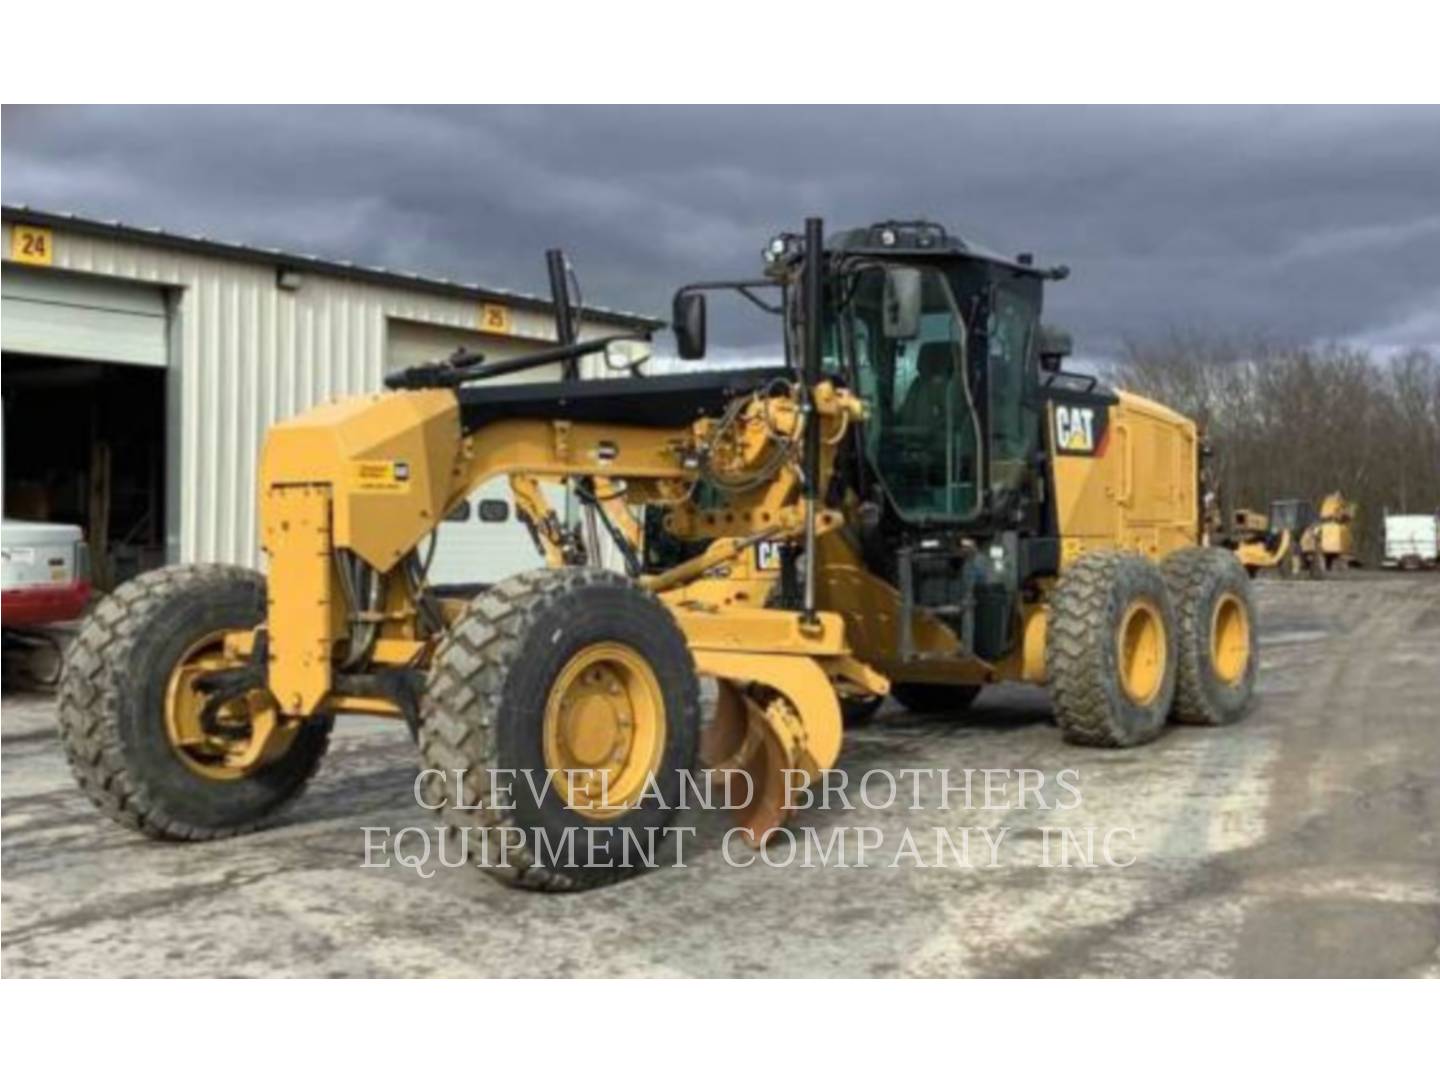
(1, 205), (661, 588)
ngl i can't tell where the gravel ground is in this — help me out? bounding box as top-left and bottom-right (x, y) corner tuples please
(3, 573), (1438, 977)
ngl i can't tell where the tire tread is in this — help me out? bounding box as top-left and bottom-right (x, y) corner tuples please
(417, 567), (699, 893)
(1161, 546), (1256, 726)
(57, 564), (331, 841)
(1046, 549), (1175, 747)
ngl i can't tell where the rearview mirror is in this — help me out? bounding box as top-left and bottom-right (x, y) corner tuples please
(883, 267), (922, 340)
(1038, 326), (1072, 373)
(673, 292), (707, 360)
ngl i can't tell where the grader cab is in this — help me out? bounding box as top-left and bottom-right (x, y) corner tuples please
(58, 218), (1258, 891)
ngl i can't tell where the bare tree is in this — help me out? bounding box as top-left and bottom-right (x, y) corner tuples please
(1108, 338), (1440, 564)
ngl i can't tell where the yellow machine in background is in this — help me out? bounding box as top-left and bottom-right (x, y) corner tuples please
(1303, 491), (1359, 576)
(58, 218), (1258, 891)
(1228, 506), (1292, 577)
(1227, 491), (1358, 578)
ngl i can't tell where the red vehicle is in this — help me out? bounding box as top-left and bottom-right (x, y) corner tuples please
(2, 518), (91, 627)
(2, 518), (91, 686)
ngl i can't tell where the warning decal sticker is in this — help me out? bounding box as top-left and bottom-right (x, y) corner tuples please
(350, 460), (411, 493)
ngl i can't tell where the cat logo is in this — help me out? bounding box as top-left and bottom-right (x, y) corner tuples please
(1055, 405), (1096, 453)
(755, 540), (784, 571)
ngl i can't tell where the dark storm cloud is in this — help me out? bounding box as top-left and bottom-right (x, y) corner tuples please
(5, 105), (1440, 356)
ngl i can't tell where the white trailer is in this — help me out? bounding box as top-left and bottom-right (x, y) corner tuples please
(1383, 513), (1439, 570)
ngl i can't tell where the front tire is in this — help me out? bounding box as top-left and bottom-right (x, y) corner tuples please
(1162, 547), (1257, 726)
(1046, 550), (1177, 747)
(418, 568), (701, 892)
(57, 565), (332, 841)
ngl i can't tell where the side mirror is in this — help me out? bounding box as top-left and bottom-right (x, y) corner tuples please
(882, 267), (922, 340)
(673, 292), (707, 360)
(477, 499), (510, 524)
(1038, 326), (1072, 373)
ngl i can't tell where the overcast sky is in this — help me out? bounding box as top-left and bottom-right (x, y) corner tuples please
(4, 105), (1439, 360)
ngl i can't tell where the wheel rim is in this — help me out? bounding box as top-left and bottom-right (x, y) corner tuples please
(165, 630), (290, 781)
(1209, 592), (1251, 685)
(543, 643), (666, 820)
(1116, 598), (1166, 706)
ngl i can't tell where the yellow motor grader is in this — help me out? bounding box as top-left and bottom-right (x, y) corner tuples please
(58, 219), (1257, 891)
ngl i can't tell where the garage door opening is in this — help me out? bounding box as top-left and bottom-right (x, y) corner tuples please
(2, 354), (167, 590)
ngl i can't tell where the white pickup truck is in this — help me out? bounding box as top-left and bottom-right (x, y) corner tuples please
(1382, 514), (1439, 571)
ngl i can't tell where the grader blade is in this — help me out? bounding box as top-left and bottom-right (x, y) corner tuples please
(730, 723), (791, 844)
(699, 679), (757, 769)
(700, 680), (796, 843)
(696, 653), (844, 844)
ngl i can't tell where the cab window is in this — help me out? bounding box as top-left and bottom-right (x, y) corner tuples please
(986, 281), (1040, 492)
(839, 266), (982, 521)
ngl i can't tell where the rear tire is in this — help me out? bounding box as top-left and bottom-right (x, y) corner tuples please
(1046, 550), (1177, 747)
(889, 681), (982, 716)
(57, 565), (332, 841)
(1161, 547), (1257, 726)
(418, 568), (701, 892)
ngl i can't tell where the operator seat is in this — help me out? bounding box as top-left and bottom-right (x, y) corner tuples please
(897, 342), (956, 428)
(885, 342), (959, 515)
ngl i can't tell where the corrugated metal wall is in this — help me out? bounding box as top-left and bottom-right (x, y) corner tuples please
(3, 220), (639, 568)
